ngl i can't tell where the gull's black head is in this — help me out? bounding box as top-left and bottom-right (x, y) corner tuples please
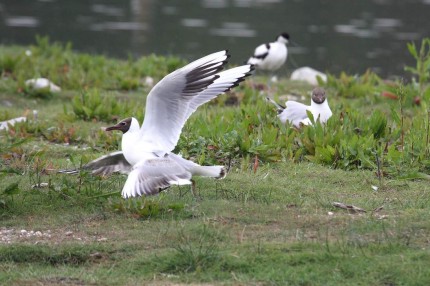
(280, 32), (290, 40)
(311, 87), (327, 104)
(105, 117), (132, 134)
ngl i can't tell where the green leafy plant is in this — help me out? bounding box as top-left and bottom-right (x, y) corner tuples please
(405, 38), (430, 97)
(71, 89), (133, 122)
(0, 54), (21, 75)
(154, 224), (223, 274)
(0, 181), (21, 208)
(324, 70), (384, 98)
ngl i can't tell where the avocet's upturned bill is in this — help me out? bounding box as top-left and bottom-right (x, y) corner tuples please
(61, 50), (253, 198)
(247, 32), (289, 72)
(267, 87), (332, 127)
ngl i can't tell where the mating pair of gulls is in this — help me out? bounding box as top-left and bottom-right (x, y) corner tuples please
(63, 45), (331, 199)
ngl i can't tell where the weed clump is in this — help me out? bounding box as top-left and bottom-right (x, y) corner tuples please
(71, 89), (134, 122)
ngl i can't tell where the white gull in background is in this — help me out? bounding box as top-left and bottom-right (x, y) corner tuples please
(267, 87), (332, 127)
(247, 32), (289, 73)
(61, 50), (253, 198)
(290, 67), (327, 86)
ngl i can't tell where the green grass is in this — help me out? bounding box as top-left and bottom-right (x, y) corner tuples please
(1, 37), (430, 285)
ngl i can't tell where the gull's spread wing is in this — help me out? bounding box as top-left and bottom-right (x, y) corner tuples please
(121, 157), (192, 198)
(279, 101), (309, 127)
(139, 50), (253, 154)
(58, 151), (132, 176)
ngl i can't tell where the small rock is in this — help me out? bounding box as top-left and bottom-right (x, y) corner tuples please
(90, 252), (103, 259)
(20, 229), (27, 235)
(143, 76), (154, 87)
(25, 78), (61, 93)
(35, 231), (42, 237)
(328, 211), (334, 216)
(65, 231), (73, 236)
(377, 215), (389, 220)
(0, 117), (27, 131)
(270, 75), (278, 83)
(31, 182), (49, 189)
(290, 67), (327, 86)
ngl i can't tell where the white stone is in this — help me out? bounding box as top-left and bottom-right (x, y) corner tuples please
(25, 78), (61, 92)
(290, 67), (327, 86)
(0, 117), (27, 131)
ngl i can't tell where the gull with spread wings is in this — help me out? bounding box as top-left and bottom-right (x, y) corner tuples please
(61, 51), (253, 198)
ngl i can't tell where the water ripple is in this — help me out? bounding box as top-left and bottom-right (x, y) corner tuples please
(90, 22), (147, 31)
(181, 18), (208, 28)
(5, 16), (39, 28)
(92, 4), (124, 17)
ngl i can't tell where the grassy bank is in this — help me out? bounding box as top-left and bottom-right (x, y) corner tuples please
(1, 37), (430, 285)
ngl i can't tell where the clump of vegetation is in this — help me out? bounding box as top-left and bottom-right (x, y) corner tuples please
(151, 224), (224, 274)
(70, 89), (135, 122)
(405, 38), (430, 98)
(109, 197), (190, 220)
(324, 69), (384, 98)
(0, 54), (21, 76)
(0, 244), (111, 265)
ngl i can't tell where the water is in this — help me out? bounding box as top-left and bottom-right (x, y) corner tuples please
(1, 0), (429, 77)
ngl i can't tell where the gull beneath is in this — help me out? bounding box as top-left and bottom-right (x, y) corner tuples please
(247, 32), (289, 72)
(267, 87), (332, 127)
(61, 50), (253, 198)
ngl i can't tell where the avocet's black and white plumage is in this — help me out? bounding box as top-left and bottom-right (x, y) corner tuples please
(60, 51), (253, 198)
(267, 87), (332, 127)
(247, 33), (289, 71)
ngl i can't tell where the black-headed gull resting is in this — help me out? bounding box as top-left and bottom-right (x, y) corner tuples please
(267, 87), (332, 127)
(62, 51), (253, 198)
(247, 33), (289, 72)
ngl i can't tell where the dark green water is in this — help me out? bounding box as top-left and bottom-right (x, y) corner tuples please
(1, 0), (429, 77)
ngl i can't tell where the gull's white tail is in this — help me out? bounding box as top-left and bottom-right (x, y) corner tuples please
(191, 165), (226, 179)
(169, 153), (226, 179)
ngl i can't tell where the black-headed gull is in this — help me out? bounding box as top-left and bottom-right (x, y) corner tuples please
(61, 51), (253, 198)
(247, 33), (289, 72)
(267, 87), (332, 127)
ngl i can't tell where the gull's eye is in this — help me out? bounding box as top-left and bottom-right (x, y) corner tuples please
(120, 122), (126, 126)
